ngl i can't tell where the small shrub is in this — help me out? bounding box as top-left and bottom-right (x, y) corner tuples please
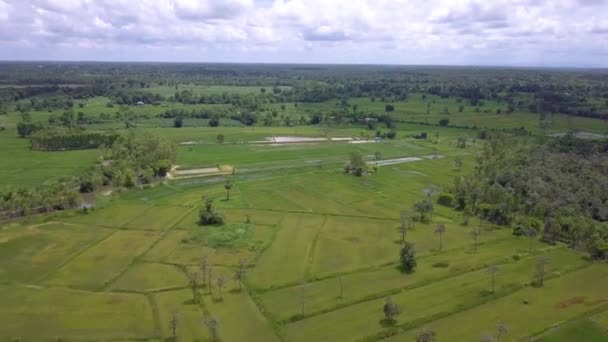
(437, 192), (455, 207)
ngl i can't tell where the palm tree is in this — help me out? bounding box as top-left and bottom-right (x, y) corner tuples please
(434, 223), (447, 250)
(487, 265), (500, 293)
(224, 179), (232, 200)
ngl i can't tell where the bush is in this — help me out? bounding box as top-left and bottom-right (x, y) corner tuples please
(438, 118), (450, 126)
(173, 116), (183, 128)
(198, 198), (225, 226)
(209, 116), (220, 127)
(198, 208), (225, 226)
(437, 192), (455, 207)
(385, 104), (395, 112)
(156, 159), (172, 177)
(386, 131), (397, 139)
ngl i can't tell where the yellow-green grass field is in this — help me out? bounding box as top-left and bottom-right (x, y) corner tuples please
(1, 121), (607, 341)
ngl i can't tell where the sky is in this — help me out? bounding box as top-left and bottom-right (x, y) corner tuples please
(0, 0), (607, 67)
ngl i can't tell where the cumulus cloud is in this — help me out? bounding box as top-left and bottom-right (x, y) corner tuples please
(0, 0), (607, 66)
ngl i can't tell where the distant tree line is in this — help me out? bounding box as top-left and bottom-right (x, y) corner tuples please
(30, 128), (119, 151)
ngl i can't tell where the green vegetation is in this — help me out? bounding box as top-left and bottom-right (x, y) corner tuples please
(1, 63), (608, 341)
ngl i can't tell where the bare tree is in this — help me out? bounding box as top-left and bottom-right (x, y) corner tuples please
(487, 265), (500, 293)
(233, 259), (247, 291)
(496, 323), (508, 342)
(533, 256), (550, 287)
(434, 223), (447, 250)
(470, 229), (481, 253)
(169, 310), (179, 341)
(416, 326), (436, 342)
(202, 316), (219, 342)
(216, 276), (226, 301)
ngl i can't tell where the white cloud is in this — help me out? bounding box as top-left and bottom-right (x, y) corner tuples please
(0, 0), (607, 66)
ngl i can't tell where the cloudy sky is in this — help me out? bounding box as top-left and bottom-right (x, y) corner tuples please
(0, 0), (607, 66)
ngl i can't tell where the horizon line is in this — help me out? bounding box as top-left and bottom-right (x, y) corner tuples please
(1, 59), (607, 70)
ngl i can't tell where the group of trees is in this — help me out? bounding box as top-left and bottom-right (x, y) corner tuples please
(449, 132), (608, 259)
(30, 128), (119, 151)
(0, 177), (80, 218)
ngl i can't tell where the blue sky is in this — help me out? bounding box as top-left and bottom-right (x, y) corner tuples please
(0, 0), (607, 67)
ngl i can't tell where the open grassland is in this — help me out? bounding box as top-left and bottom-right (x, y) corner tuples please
(1, 122), (607, 341)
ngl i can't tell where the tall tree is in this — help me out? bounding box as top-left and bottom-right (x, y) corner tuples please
(487, 265), (500, 293)
(434, 223), (447, 250)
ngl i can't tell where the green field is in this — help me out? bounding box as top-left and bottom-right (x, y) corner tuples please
(2, 80), (608, 341)
(1, 121), (607, 341)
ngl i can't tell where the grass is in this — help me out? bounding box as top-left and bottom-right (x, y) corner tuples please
(44, 230), (161, 289)
(0, 284), (155, 341)
(0, 133), (98, 185)
(386, 264), (608, 341)
(537, 319), (608, 342)
(282, 247), (589, 342)
(0, 222), (113, 283)
(258, 238), (536, 321)
(1, 111), (606, 341)
(109, 263), (188, 292)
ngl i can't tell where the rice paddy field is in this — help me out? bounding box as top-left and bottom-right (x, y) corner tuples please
(2, 120), (608, 341)
(1, 84), (608, 341)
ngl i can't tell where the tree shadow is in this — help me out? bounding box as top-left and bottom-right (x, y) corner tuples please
(379, 318), (397, 327)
